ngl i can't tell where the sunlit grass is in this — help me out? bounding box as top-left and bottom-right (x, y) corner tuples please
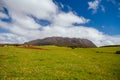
(0, 46), (120, 80)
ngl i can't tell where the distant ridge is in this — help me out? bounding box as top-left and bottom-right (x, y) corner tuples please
(25, 37), (96, 48)
(100, 45), (120, 47)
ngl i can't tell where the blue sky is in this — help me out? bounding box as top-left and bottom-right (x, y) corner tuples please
(54, 0), (120, 35)
(0, 0), (120, 46)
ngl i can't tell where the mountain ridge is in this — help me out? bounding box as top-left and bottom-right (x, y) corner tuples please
(25, 37), (97, 48)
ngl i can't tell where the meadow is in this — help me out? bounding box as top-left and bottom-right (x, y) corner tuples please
(0, 46), (120, 80)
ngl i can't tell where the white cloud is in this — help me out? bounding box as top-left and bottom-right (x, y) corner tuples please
(0, 33), (27, 44)
(0, 2), (4, 11)
(2, 0), (58, 21)
(102, 26), (105, 28)
(88, 0), (101, 14)
(0, 12), (9, 19)
(0, 7), (3, 11)
(52, 12), (90, 27)
(107, 0), (116, 5)
(60, 3), (64, 9)
(0, 0), (120, 46)
(118, 8), (120, 11)
(13, 15), (41, 30)
(0, 20), (11, 29)
(101, 5), (105, 13)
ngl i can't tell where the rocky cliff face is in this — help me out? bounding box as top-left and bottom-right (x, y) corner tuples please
(25, 37), (96, 48)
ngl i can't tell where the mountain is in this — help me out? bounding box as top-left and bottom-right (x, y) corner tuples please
(25, 37), (97, 48)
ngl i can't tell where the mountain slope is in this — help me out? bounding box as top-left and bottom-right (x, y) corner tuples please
(25, 37), (96, 48)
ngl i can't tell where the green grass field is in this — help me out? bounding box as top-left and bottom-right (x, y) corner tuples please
(0, 46), (120, 80)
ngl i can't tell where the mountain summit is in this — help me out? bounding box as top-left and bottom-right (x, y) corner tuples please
(25, 37), (96, 48)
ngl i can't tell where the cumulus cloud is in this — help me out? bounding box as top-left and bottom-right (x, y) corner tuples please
(0, 12), (8, 19)
(88, 0), (101, 14)
(3, 0), (57, 20)
(52, 12), (90, 27)
(0, 0), (120, 46)
(0, 33), (28, 44)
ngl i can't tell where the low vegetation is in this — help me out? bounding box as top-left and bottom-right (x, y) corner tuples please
(116, 51), (120, 54)
(0, 46), (120, 80)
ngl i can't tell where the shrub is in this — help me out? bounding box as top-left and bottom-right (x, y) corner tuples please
(116, 51), (120, 54)
(68, 46), (76, 49)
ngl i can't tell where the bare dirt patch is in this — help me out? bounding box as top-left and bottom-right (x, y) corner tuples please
(18, 46), (48, 50)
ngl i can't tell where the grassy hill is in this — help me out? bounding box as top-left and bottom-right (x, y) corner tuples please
(0, 46), (120, 80)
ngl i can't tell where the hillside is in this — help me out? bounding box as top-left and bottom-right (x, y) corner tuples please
(101, 45), (120, 47)
(25, 37), (96, 48)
